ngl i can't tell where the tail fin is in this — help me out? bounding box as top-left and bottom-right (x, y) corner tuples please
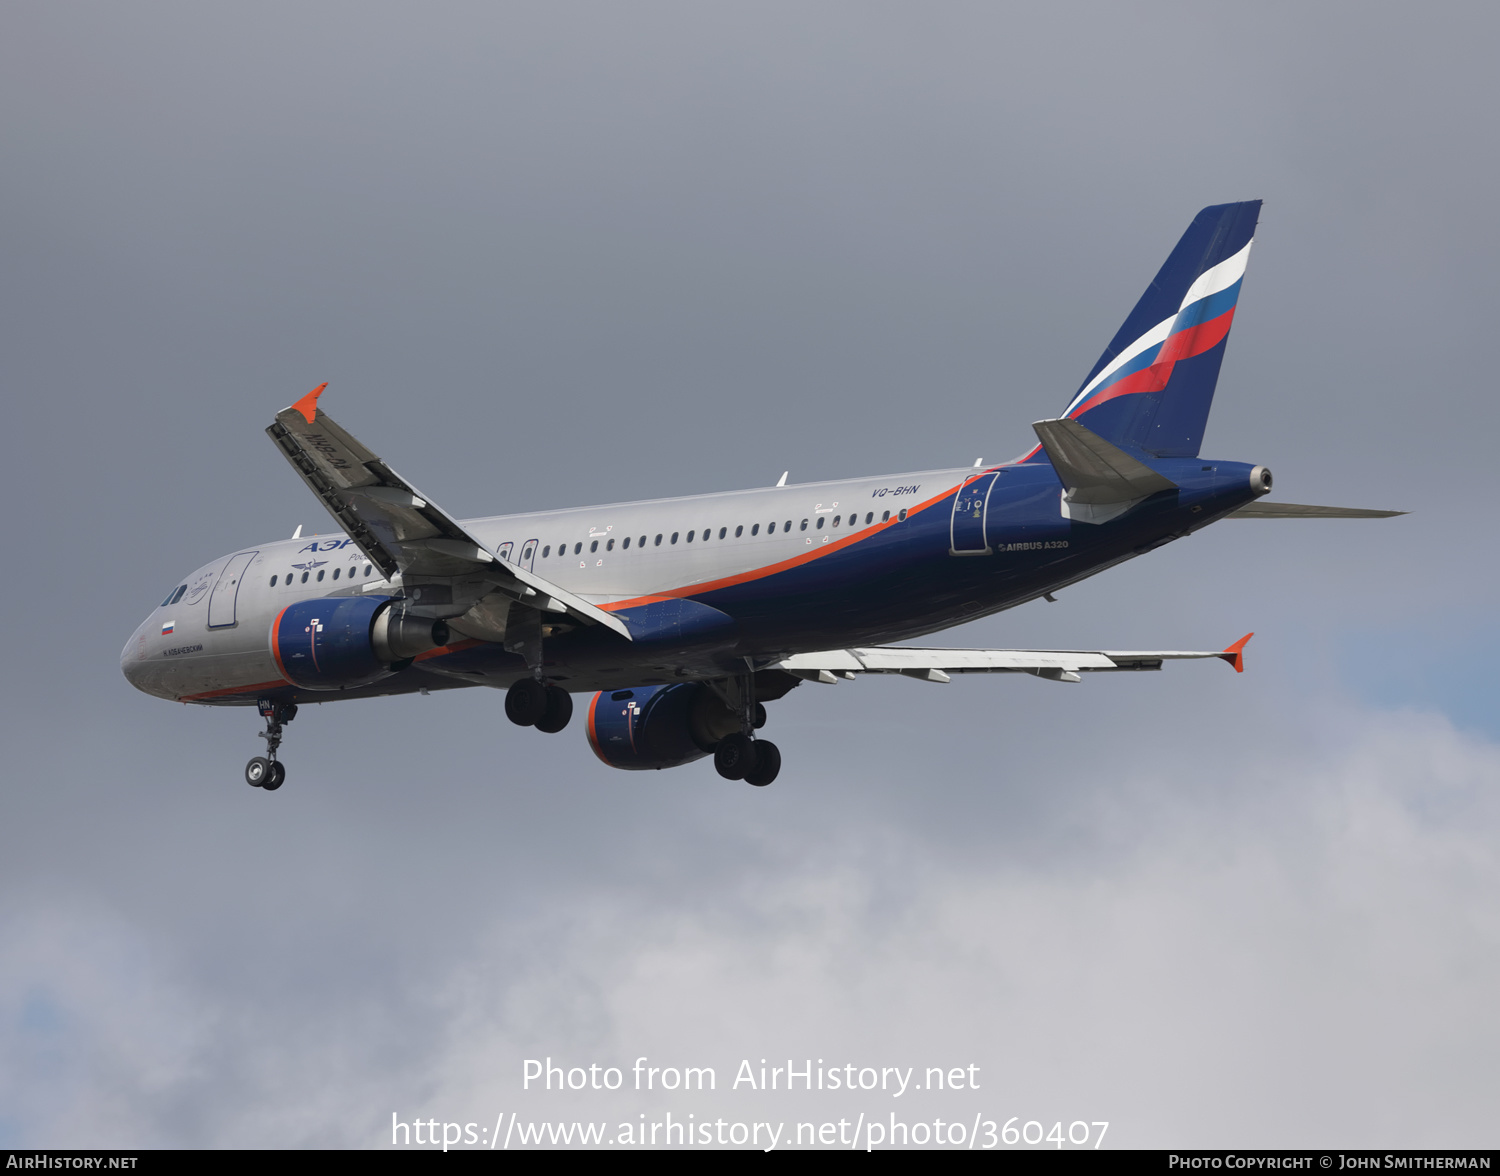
(1049, 201), (1261, 459)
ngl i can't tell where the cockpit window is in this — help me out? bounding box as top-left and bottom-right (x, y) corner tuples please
(161, 584), (187, 607)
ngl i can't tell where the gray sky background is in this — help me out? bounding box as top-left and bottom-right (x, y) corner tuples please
(2, 1), (1497, 1149)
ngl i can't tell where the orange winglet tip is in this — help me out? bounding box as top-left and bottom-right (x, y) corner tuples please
(290, 382), (327, 424)
(1219, 632), (1253, 673)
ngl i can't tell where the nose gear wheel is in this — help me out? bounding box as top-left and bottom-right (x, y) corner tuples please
(245, 698), (297, 791)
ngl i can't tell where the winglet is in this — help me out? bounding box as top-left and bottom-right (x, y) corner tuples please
(1219, 632), (1253, 673)
(290, 383), (327, 425)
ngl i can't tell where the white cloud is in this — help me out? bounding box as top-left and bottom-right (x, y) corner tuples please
(8, 702), (1493, 1148)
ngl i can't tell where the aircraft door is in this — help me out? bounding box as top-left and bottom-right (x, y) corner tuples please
(496, 541), (514, 564)
(207, 551), (258, 628)
(519, 539), (539, 571)
(949, 473), (997, 555)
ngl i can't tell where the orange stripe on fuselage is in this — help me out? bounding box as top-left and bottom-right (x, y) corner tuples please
(180, 637), (480, 703)
(181, 678), (292, 703)
(598, 479), (967, 613)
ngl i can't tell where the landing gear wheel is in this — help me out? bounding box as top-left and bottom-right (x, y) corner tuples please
(505, 678), (548, 726)
(245, 757), (270, 787)
(753, 702), (767, 730)
(744, 740), (780, 787)
(534, 685), (573, 734)
(714, 732), (756, 781)
(263, 761), (286, 791)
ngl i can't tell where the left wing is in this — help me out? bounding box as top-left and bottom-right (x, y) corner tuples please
(768, 634), (1252, 684)
(266, 384), (631, 640)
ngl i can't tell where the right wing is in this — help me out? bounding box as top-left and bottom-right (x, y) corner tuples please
(1227, 501), (1405, 519)
(768, 634), (1253, 684)
(266, 384), (631, 640)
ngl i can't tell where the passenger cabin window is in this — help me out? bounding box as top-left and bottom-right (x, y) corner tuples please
(638, 535), (646, 547)
(687, 531), (695, 542)
(785, 520), (793, 531)
(751, 524), (759, 536)
(269, 575), (278, 587)
(767, 521), (775, 534)
(622, 537), (630, 549)
(881, 510), (891, 522)
(655, 534), (663, 546)
(898, 508), (908, 521)
(865, 512), (874, 524)
(317, 570), (325, 581)
(543, 545), (551, 558)
(832, 516), (841, 527)
(800, 519), (808, 531)
(590, 540), (599, 553)
(574, 542), (582, 555)
(364, 565), (372, 576)
(816, 517), (825, 529)
(606, 538), (615, 551)
(301, 572), (309, 583)
(332, 568), (340, 579)
(670, 532), (679, 544)
(719, 527), (728, 539)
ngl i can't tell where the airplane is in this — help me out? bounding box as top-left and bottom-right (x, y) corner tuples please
(121, 200), (1401, 791)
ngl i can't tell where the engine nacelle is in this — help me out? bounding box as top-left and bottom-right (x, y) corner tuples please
(586, 683), (743, 771)
(271, 596), (450, 691)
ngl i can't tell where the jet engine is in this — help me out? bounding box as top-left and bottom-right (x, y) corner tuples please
(585, 683), (744, 770)
(271, 596), (449, 690)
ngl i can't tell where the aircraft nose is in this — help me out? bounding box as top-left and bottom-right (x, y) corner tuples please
(120, 620), (160, 695)
(121, 626), (144, 683)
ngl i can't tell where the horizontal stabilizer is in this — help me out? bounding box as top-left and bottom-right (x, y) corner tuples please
(1032, 418), (1178, 505)
(1228, 502), (1406, 519)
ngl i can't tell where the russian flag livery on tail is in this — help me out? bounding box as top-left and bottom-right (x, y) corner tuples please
(121, 202), (1402, 793)
(1049, 200), (1260, 459)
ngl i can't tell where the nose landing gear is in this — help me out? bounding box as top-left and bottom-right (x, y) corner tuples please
(246, 699), (297, 791)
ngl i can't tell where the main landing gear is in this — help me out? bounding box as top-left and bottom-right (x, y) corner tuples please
(505, 678), (573, 733)
(246, 698), (297, 792)
(714, 731), (781, 787)
(712, 674), (780, 787)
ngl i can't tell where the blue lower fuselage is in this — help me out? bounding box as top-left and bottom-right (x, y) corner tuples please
(121, 457), (1261, 705)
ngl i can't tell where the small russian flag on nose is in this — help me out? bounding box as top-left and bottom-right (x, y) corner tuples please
(161, 621), (175, 636)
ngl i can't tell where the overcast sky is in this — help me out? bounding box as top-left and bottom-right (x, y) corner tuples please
(2, 0), (1497, 1150)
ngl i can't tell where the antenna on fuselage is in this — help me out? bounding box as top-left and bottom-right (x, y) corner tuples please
(973, 458), (984, 467)
(776, 472), (788, 487)
(292, 525), (303, 539)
